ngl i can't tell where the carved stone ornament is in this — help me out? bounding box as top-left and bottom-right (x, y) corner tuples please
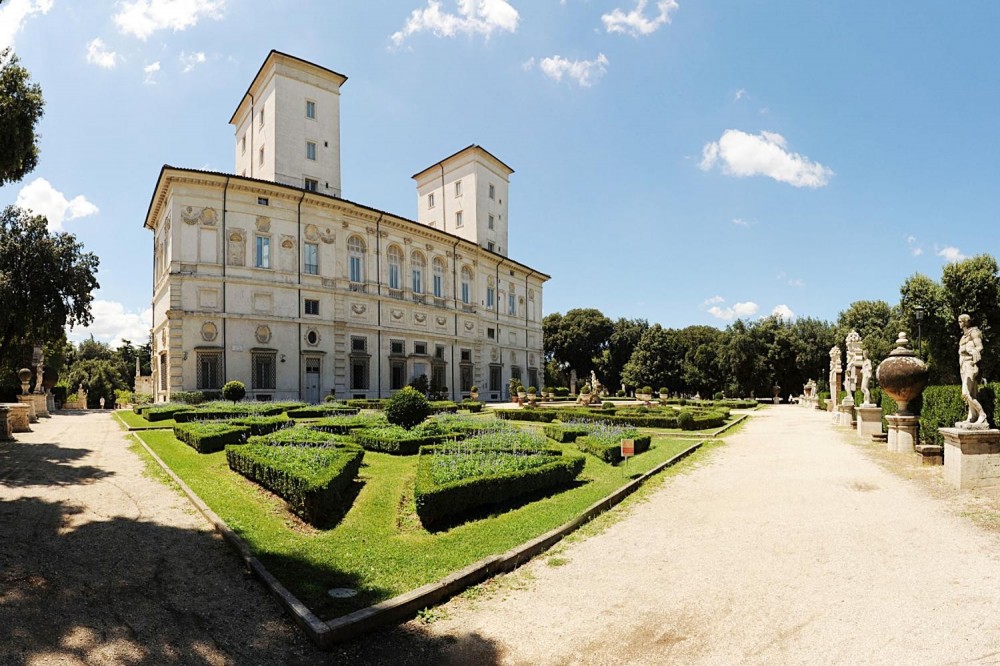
(404, 238), (412, 245)
(255, 216), (271, 232)
(281, 236), (294, 249)
(320, 228), (336, 244)
(163, 215), (171, 232)
(529, 289), (535, 300)
(426, 243), (433, 251)
(255, 325), (271, 344)
(391, 309), (403, 320)
(304, 224), (319, 241)
(491, 348), (499, 362)
(464, 321), (475, 331)
(229, 228), (245, 241)
(487, 276), (495, 286)
(161, 329), (167, 346)
(200, 322), (218, 342)
(519, 296), (525, 305)
(305, 328), (320, 346)
(436, 316), (447, 326)
(342, 221), (349, 229)
(351, 303), (367, 315)
(529, 353), (536, 366)
(414, 313), (427, 323)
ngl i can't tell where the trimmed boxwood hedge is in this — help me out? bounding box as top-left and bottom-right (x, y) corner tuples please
(460, 400), (484, 413)
(576, 433), (651, 464)
(227, 415), (289, 438)
(284, 405), (360, 419)
(226, 441), (364, 526)
(414, 445), (585, 526)
(307, 414), (384, 436)
(542, 423), (592, 443)
(346, 399), (387, 410)
(173, 422), (249, 453)
(142, 404), (194, 422)
(494, 409), (559, 423)
(173, 404), (291, 422)
(246, 426), (339, 447)
(351, 427), (453, 455)
(429, 401), (459, 414)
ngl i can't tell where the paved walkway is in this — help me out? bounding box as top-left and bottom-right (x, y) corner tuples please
(407, 406), (1000, 665)
(0, 412), (312, 665)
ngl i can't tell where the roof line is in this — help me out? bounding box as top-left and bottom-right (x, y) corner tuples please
(228, 50), (348, 125)
(411, 144), (515, 180)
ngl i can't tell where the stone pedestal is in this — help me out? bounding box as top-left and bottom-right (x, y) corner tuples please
(856, 405), (882, 439)
(886, 414), (918, 453)
(17, 395), (38, 422)
(1, 403), (31, 432)
(837, 404), (855, 427)
(27, 393), (49, 418)
(46, 392), (55, 413)
(0, 406), (11, 441)
(941, 427), (1000, 489)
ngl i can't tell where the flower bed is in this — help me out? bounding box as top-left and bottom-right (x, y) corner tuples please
(351, 423), (457, 455)
(226, 441), (364, 526)
(172, 401), (304, 422)
(247, 426), (340, 447)
(284, 404), (360, 419)
(307, 412), (387, 436)
(494, 409), (559, 423)
(575, 424), (651, 464)
(414, 430), (585, 526)
(542, 422), (593, 443)
(227, 414), (290, 438)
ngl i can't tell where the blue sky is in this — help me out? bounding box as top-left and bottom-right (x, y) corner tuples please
(2, 0), (998, 345)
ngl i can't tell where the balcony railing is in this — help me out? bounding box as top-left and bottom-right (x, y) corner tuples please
(388, 288), (403, 300)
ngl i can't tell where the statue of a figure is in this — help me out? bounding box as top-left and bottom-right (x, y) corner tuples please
(34, 348), (44, 394)
(843, 367), (852, 396)
(958, 314), (988, 426)
(860, 351), (873, 405)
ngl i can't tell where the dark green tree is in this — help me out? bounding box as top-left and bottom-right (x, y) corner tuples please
(0, 48), (45, 186)
(676, 325), (726, 396)
(940, 255), (1000, 382)
(542, 308), (613, 380)
(595, 317), (649, 391)
(621, 325), (684, 392)
(899, 272), (952, 382)
(64, 358), (125, 409)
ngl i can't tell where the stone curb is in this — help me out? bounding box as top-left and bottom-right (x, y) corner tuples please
(131, 431), (703, 649)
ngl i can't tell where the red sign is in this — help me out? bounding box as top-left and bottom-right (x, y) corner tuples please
(621, 438), (635, 458)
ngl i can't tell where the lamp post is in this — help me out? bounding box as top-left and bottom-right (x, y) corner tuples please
(914, 305), (924, 358)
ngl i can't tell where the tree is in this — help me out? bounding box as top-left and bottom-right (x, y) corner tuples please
(0, 207), (99, 397)
(621, 325), (684, 392)
(835, 300), (900, 365)
(0, 48), (45, 186)
(64, 358), (125, 409)
(676, 325), (725, 396)
(222, 380), (246, 403)
(596, 317), (649, 391)
(899, 273), (952, 382)
(542, 308), (613, 380)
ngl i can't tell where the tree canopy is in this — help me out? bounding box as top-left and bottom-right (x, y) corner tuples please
(0, 48), (45, 186)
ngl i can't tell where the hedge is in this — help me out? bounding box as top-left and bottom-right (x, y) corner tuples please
(542, 423), (592, 443)
(307, 414), (385, 436)
(429, 401), (459, 414)
(284, 405), (360, 419)
(351, 427), (452, 455)
(460, 400), (484, 413)
(576, 433), (651, 464)
(226, 442), (364, 526)
(227, 415), (289, 438)
(916, 384), (998, 445)
(142, 404), (194, 422)
(173, 422), (250, 453)
(173, 404), (291, 422)
(246, 426), (339, 447)
(414, 446), (584, 526)
(494, 409), (559, 423)
(346, 399), (387, 410)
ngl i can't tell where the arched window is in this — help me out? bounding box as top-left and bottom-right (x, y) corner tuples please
(387, 245), (403, 290)
(347, 236), (366, 284)
(461, 266), (473, 304)
(411, 251), (425, 294)
(432, 257), (445, 298)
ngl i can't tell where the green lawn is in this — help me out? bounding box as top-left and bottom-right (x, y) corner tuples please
(115, 409), (176, 429)
(137, 428), (698, 621)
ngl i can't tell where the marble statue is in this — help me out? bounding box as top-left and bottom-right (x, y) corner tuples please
(860, 351), (873, 405)
(957, 314), (988, 426)
(33, 347), (44, 394)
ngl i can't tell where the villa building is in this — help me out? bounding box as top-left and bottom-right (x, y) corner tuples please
(145, 51), (548, 403)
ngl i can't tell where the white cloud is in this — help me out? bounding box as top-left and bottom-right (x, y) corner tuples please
(907, 235), (924, 257)
(390, 0), (519, 47)
(0, 0), (52, 52)
(732, 217), (750, 227)
(772, 304), (795, 320)
(699, 129), (833, 188)
(67, 300), (153, 348)
(143, 60), (161, 84)
(787, 278), (805, 288)
(708, 299), (759, 321)
(703, 295), (725, 306)
(86, 38), (119, 69)
(602, 0), (678, 37)
(15, 178), (99, 231)
(937, 246), (966, 263)
(115, 0), (225, 40)
(734, 88), (747, 101)
(179, 50), (206, 72)
(535, 53), (609, 87)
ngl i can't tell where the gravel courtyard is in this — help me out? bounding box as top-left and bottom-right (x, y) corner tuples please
(4, 408), (1000, 664)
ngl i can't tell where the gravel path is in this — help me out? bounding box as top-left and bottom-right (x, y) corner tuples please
(406, 406), (1000, 665)
(0, 412), (313, 665)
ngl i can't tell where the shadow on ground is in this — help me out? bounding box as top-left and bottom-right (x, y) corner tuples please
(0, 441), (112, 487)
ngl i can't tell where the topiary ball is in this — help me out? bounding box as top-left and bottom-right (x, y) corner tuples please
(385, 386), (431, 429)
(677, 409), (695, 430)
(222, 380), (246, 403)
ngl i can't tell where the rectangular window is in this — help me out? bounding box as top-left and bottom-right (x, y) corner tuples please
(455, 180), (462, 197)
(489, 365), (501, 392)
(259, 108), (265, 128)
(349, 256), (363, 284)
(258, 146), (265, 165)
(460, 365), (473, 392)
(306, 141), (317, 160)
(391, 361), (405, 390)
(435, 344), (445, 359)
(509, 292), (517, 315)
(433, 274), (443, 298)
(196, 352), (222, 390)
(351, 336), (367, 353)
(351, 358), (369, 390)
(241, 134), (246, 155)
(486, 287), (495, 309)
(460, 348), (471, 363)
(455, 211), (463, 228)
(255, 236), (270, 269)
(304, 243), (318, 274)
(304, 298), (319, 315)
(252, 351), (276, 390)
(489, 183), (495, 200)
(428, 193), (435, 209)
(461, 281), (470, 304)
(414, 341), (427, 355)
(304, 178), (318, 192)
(487, 327), (495, 340)
(487, 241), (495, 252)
(306, 100), (316, 119)
(257, 197), (269, 206)
(390, 339), (405, 355)
(488, 214), (494, 230)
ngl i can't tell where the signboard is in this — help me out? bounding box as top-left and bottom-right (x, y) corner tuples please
(620, 438), (635, 458)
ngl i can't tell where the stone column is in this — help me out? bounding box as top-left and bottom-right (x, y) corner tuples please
(940, 427), (1000, 489)
(0, 406), (11, 441)
(886, 414), (918, 453)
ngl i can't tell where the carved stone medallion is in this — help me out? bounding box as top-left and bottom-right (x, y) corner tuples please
(255, 325), (271, 344)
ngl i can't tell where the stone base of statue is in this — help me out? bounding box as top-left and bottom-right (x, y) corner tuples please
(17, 395), (38, 422)
(1, 403), (32, 432)
(0, 406), (11, 441)
(46, 392), (55, 413)
(886, 414), (918, 453)
(914, 444), (944, 465)
(855, 405), (882, 439)
(836, 404), (855, 427)
(940, 426), (1000, 489)
(23, 393), (50, 418)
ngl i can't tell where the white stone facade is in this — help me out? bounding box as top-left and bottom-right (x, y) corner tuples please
(146, 51), (548, 403)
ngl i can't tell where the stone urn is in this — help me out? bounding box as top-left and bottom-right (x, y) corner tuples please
(875, 332), (929, 415)
(17, 368), (32, 395)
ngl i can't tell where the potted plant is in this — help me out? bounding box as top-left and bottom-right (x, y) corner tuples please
(470, 385), (479, 401)
(580, 384), (593, 405)
(659, 387), (669, 400)
(637, 386), (653, 402)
